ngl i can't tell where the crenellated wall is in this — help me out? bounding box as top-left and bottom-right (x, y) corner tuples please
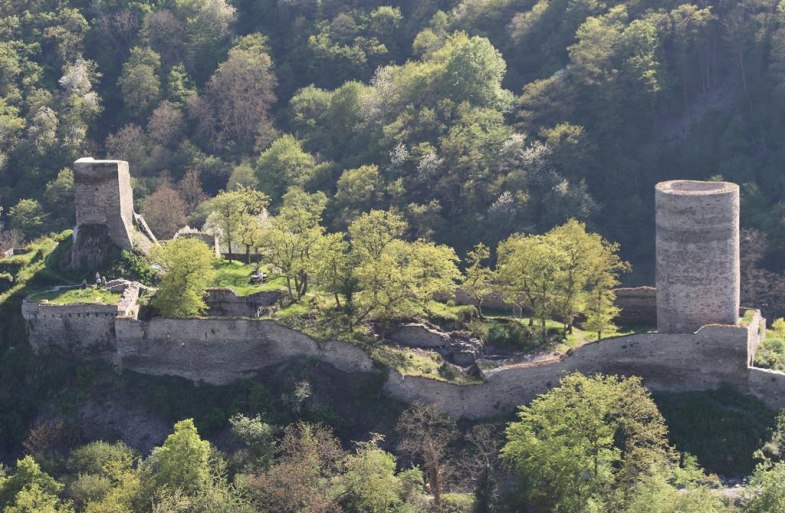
(22, 299), (118, 352)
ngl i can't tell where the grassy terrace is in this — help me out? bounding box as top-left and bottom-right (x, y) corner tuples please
(209, 259), (288, 296)
(28, 287), (121, 305)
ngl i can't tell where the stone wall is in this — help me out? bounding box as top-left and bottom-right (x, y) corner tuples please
(114, 318), (374, 384)
(25, 286), (785, 420)
(204, 288), (283, 318)
(384, 317), (763, 418)
(614, 287), (657, 325)
(22, 299), (118, 353)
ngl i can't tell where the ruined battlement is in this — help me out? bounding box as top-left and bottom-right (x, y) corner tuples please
(70, 158), (156, 269)
(22, 286), (780, 417)
(20, 168), (785, 418)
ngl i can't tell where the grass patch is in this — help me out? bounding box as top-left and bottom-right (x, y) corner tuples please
(29, 287), (121, 305)
(210, 259), (288, 296)
(654, 386), (776, 476)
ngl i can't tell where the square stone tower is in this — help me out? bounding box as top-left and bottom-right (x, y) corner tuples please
(70, 158), (156, 269)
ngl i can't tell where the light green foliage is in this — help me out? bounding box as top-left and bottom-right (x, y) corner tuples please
(259, 189), (328, 300)
(209, 259), (286, 296)
(4, 483), (74, 513)
(348, 209), (407, 261)
(227, 163), (257, 191)
(497, 220), (628, 338)
(150, 239), (215, 318)
(8, 199), (47, 239)
(501, 373), (670, 513)
(229, 414), (277, 470)
(350, 210), (461, 323)
(745, 462), (785, 513)
(201, 187), (269, 254)
(336, 435), (408, 513)
(309, 231), (351, 308)
(497, 232), (565, 330)
(435, 33), (513, 110)
(0, 457), (70, 513)
(30, 287), (121, 305)
(755, 317), (785, 371)
(622, 469), (728, 513)
(166, 64), (195, 106)
(334, 164), (386, 223)
(255, 135), (317, 204)
(462, 243), (495, 318)
(43, 168), (73, 223)
(144, 419), (211, 495)
(67, 441), (139, 512)
(150, 481), (254, 513)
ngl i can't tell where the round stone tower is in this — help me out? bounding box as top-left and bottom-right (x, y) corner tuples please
(655, 180), (740, 333)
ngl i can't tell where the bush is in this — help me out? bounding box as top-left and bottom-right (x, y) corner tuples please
(111, 250), (157, 286)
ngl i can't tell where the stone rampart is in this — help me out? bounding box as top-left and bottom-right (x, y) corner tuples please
(114, 318), (374, 384)
(384, 319), (759, 418)
(204, 288), (283, 318)
(22, 299), (118, 353)
(614, 287), (657, 325)
(24, 286), (785, 419)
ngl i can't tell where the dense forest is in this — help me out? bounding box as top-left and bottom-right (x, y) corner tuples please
(6, 1), (785, 512)
(1, 0), (785, 298)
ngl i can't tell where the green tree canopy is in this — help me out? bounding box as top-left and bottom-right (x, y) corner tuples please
(150, 238), (215, 318)
(501, 373), (671, 513)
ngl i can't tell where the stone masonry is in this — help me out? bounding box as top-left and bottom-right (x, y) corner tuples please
(71, 158), (156, 269)
(656, 180), (740, 333)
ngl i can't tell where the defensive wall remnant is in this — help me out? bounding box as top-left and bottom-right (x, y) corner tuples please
(655, 180), (740, 333)
(22, 170), (785, 419)
(71, 158), (156, 269)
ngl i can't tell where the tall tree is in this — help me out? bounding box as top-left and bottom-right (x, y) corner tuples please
(396, 404), (458, 513)
(501, 373), (670, 513)
(150, 239), (214, 318)
(193, 34), (276, 154)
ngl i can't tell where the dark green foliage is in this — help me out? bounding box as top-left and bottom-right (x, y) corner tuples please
(109, 250), (157, 286)
(473, 318), (542, 353)
(654, 386), (777, 476)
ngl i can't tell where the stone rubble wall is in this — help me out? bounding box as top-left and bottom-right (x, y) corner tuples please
(384, 320), (758, 418)
(614, 287), (657, 325)
(114, 317), (373, 384)
(24, 288), (785, 419)
(22, 298), (118, 352)
(204, 288), (283, 318)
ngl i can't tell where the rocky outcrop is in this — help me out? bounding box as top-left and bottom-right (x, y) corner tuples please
(388, 323), (483, 367)
(205, 288), (284, 318)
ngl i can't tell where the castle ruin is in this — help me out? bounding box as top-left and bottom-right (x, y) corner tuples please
(22, 170), (785, 418)
(70, 158), (156, 269)
(655, 180), (741, 333)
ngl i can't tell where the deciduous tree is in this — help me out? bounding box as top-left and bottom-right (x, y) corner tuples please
(150, 239), (214, 318)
